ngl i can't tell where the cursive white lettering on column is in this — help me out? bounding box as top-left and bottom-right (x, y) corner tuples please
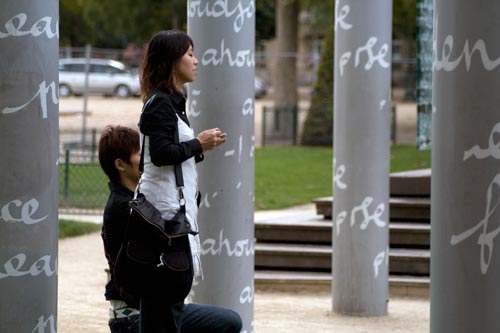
(188, 0), (255, 33)
(0, 253), (57, 279)
(355, 37), (390, 70)
(433, 14), (500, 72)
(32, 314), (56, 333)
(336, 197), (387, 235)
(335, 211), (347, 236)
(379, 99), (387, 110)
(1, 198), (48, 225)
(250, 135), (255, 159)
(373, 247), (389, 278)
(339, 52), (351, 76)
(202, 40), (255, 68)
(350, 197), (386, 229)
(239, 285), (254, 304)
(451, 173), (500, 275)
(223, 135), (246, 164)
(1, 81), (58, 119)
(463, 122), (500, 160)
(202, 229), (254, 257)
(241, 98), (253, 116)
(333, 158), (347, 190)
(189, 89), (202, 117)
(334, 2), (352, 31)
(0, 13), (59, 39)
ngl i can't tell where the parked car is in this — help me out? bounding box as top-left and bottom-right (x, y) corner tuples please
(58, 58), (140, 97)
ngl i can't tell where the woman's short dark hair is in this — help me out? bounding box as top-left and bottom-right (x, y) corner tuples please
(98, 125), (140, 183)
(140, 30), (194, 100)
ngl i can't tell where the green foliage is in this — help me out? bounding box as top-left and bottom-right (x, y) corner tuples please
(301, 0), (334, 30)
(256, 0), (276, 42)
(60, 0), (92, 46)
(59, 219), (101, 238)
(82, 0), (187, 48)
(60, 0), (279, 48)
(301, 26), (333, 146)
(61, 0), (188, 48)
(393, 0), (417, 39)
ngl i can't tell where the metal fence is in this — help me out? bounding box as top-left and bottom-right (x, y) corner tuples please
(59, 129), (107, 212)
(261, 106), (308, 146)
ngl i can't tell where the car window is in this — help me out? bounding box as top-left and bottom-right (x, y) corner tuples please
(109, 66), (125, 74)
(91, 64), (111, 74)
(61, 63), (85, 72)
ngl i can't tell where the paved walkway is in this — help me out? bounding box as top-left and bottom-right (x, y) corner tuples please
(58, 206), (429, 333)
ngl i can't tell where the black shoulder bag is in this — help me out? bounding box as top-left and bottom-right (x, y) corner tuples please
(114, 117), (198, 302)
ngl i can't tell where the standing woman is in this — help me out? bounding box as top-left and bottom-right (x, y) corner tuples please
(138, 31), (241, 332)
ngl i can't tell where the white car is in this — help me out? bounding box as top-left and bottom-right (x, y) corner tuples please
(59, 58), (140, 97)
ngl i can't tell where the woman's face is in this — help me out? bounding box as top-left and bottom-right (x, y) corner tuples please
(174, 45), (198, 88)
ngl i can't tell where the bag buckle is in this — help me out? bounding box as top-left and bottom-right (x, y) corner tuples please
(157, 255), (166, 268)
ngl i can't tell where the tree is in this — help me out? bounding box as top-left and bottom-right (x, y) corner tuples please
(80, 0), (187, 48)
(301, 0), (417, 146)
(256, 0), (276, 43)
(301, 26), (333, 145)
(60, 0), (92, 46)
(273, 0), (300, 108)
(393, 0), (417, 40)
(299, 0), (334, 146)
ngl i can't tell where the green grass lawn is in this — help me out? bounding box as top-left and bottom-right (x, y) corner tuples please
(254, 144), (430, 210)
(59, 163), (109, 209)
(59, 144), (430, 211)
(59, 219), (101, 239)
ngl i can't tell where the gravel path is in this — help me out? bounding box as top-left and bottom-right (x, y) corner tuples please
(58, 231), (429, 333)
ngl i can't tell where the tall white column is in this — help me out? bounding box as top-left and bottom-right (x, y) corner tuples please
(0, 1), (59, 332)
(332, 0), (392, 316)
(431, 1), (500, 332)
(187, 1), (255, 332)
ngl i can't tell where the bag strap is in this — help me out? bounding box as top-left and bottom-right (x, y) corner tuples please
(138, 93), (185, 205)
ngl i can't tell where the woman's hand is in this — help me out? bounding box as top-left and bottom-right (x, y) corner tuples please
(196, 128), (227, 152)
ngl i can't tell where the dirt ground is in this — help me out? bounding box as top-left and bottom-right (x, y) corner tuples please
(59, 96), (417, 147)
(58, 231), (429, 333)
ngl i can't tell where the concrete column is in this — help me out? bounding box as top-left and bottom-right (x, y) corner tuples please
(0, 1), (59, 332)
(431, 1), (500, 332)
(187, 1), (255, 332)
(332, 0), (392, 316)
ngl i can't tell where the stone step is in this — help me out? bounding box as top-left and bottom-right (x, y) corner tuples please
(255, 219), (430, 248)
(254, 243), (430, 276)
(313, 196), (430, 221)
(254, 270), (429, 298)
(390, 222), (430, 248)
(390, 168), (431, 197)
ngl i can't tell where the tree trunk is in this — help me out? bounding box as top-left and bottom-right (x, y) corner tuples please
(274, 0), (299, 108)
(270, 0), (299, 143)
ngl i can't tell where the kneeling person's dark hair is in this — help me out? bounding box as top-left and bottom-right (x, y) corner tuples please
(98, 125), (140, 183)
